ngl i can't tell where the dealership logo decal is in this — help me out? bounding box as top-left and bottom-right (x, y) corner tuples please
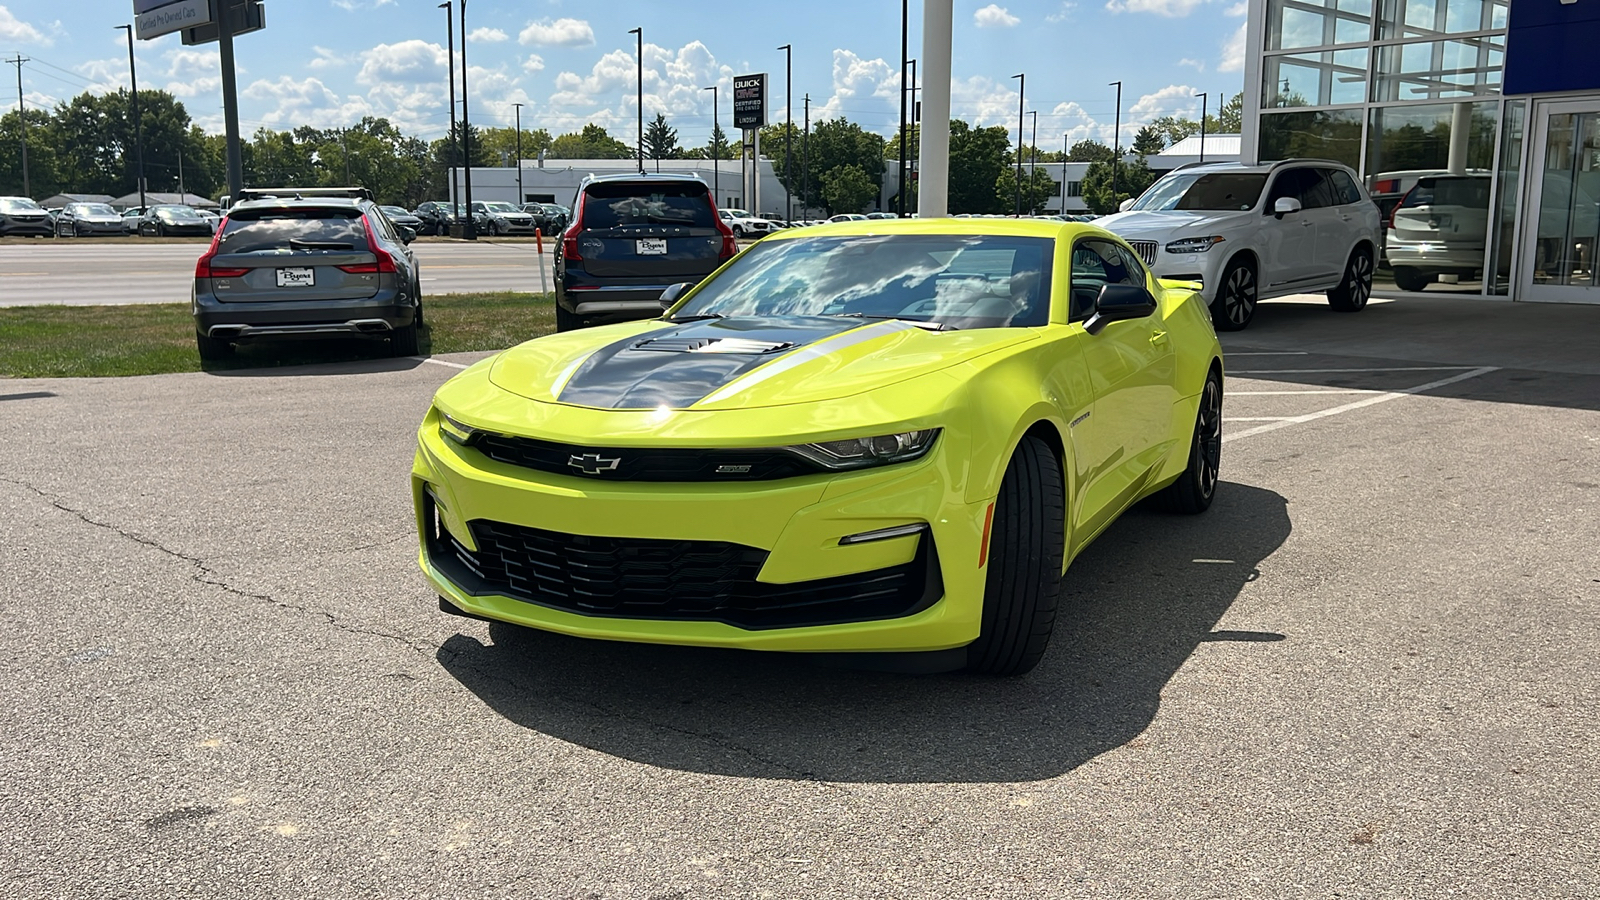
(568, 453), (621, 475)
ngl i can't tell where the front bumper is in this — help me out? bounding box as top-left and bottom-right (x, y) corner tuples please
(412, 409), (990, 653)
(72, 221), (127, 235)
(0, 217), (54, 236)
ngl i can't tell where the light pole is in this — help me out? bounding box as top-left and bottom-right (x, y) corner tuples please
(1011, 73), (1024, 217)
(628, 27), (643, 172)
(703, 84), (719, 204)
(460, 0), (475, 239)
(1027, 109), (1037, 214)
(907, 58), (918, 213)
(1195, 91), (1208, 163)
(778, 43), (791, 223)
(513, 101), (523, 203)
(439, 2), (458, 211)
(1062, 133), (1069, 214)
(1110, 80), (1122, 209)
(114, 25), (145, 211)
(898, 0), (910, 215)
(802, 94), (811, 219)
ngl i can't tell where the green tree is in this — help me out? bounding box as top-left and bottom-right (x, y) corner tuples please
(767, 117), (882, 213)
(477, 126), (552, 166)
(549, 124), (631, 159)
(1082, 156), (1156, 215)
(995, 166), (1059, 215)
(1133, 125), (1164, 157)
(644, 113), (680, 162)
(683, 122), (733, 161)
(1065, 139), (1115, 163)
(947, 119), (1010, 214)
(0, 108), (62, 198)
(820, 164), (876, 215)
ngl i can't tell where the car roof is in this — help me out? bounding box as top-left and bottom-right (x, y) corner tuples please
(231, 197), (366, 212)
(1168, 158), (1358, 176)
(578, 171), (707, 190)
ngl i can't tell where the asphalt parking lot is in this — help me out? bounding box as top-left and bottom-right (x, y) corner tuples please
(2, 295), (1596, 897)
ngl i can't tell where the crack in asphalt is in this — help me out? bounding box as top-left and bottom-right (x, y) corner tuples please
(5, 476), (856, 791)
(0, 476), (437, 657)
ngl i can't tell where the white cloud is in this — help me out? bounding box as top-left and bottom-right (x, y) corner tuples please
(1226, 1), (1248, 14)
(1178, 57), (1205, 71)
(355, 40), (446, 87)
(1218, 22), (1247, 72)
(1105, 0), (1207, 16)
(469, 27), (508, 44)
(519, 17), (595, 48)
(813, 49), (898, 124)
(0, 6), (46, 44)
(1129, 83), (1202, 123)
(307, 46), (347, 70)
(1046, 2), (1077, 23)
(974, 4), (1021, 27)
(546, 40), (732, 139)
(162, 48), (224, 99)
(523, 54), (546, 73)
(332, 0), (395, 10)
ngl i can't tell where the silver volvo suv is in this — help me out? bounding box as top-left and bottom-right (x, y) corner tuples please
(1097, 160), (1382, 331)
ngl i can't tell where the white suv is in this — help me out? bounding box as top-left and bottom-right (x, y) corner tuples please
(1098, 160), (1382, 330)
(719, 208), (774, 238)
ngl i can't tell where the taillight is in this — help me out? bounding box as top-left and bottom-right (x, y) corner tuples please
(563, 231), (582, 261)
(1387, 187), (1413, 230)
(707, 194), (738, 259)
(194, 218), (247, 277)
(359, 214), (399, 273)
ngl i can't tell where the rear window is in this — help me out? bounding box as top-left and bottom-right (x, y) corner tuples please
(581, 182), (716, 229)
(218, 207), (367, 254)
(1402, 177), (1491, 210)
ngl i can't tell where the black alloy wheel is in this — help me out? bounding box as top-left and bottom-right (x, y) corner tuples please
(1159, 369), (1222, 514)
(1210, 258), (1258, 331)
(1392, 266), (1430, 292)
(1327, 248), (1373, 312)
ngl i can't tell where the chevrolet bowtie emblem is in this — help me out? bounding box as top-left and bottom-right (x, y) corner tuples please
(568, 453), (621, 475)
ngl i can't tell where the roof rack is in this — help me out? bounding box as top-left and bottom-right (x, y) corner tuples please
(236, 186), (373, 202)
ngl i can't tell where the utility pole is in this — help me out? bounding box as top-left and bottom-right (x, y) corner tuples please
(178, 148), (185, 198)
(802, 93), (810, 220)
(703, 85), (718, 204)
(440, 2), (457, 211)
(114, 25), (145, 211)
(513, 101), (523, 202)
(1110, 80), (1122, 209)
(7, 55), (27, 197)
(1062, 133), (1069, 214)
(1027, 109), (1037, 214)
(1195, 91), (1208, 163)
(628, 27), (643, 172)
(898, 0), (908, 216)
(908, 58), (918, 213)
(217, 0), (243, 200)
(460, 0), (476, 239)
(778, 44), (791, 223)
(1011, 73), (1024, 217)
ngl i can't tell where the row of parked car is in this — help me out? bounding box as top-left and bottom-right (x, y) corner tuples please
(0, 197), (223, 238)
(409, 201), (570, 237)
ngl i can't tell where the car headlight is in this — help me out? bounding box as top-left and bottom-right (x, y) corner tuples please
(1164, 236), (1225, 253)
(786, 429), (939, 470)
(438, 411), (479, 445)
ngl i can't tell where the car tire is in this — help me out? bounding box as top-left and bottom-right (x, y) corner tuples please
(1158, 368), (1222, 515)
(555, 302), (586, 333)
(195, 331), (234, 361)
(1327, 247), (1374, 312)
(1392, 266), (1430, 292)
(390, 322), (420, 357)
(1210, 257), (1258, 331)
(966, 435), (1065, 677)
(156, 223), (167, 238)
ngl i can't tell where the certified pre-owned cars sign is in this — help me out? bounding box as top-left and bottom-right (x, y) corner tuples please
(733, 74), (767, 130)
(134, 0), (212, 40)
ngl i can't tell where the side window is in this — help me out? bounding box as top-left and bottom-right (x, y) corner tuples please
(1069, 240), (1137, 321)
(368, 206), (398, 242)
(1326, 169), (1363, 206)
(1266, 168), (1327, 210)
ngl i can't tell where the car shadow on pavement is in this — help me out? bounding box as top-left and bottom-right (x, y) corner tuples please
(435, 482), (1291, 784)
(200, 335), (427, 377)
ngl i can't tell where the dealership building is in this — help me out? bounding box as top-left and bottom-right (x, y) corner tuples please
(1239, 0), (1600, 303)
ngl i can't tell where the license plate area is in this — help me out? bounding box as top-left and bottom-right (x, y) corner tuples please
(276, 267), (315, 287)
(636, 238), (668, 256)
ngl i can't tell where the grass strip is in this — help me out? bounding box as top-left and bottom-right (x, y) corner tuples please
(0, 292), (555, 379)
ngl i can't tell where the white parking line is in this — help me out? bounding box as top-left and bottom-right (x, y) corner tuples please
(1224, 366), (1499, 442)
(1224, 351), (1310, 356)
(414, 357), (469, 370)
(1224, 417), (1296, 422)
(1234, 366), (1479, 374)
(1231, 389), (1384, 395)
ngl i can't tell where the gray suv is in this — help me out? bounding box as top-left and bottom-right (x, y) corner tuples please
(192, 188), (422, 360)
(0, 196), (55, 237)
(555, 172), (738, 331)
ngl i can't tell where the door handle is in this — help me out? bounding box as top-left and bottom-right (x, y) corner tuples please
(1150, 330), (1169, 346)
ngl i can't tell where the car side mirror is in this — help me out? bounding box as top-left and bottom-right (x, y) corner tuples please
(1084, 283), (1157, 335)
(1118, 198), (1137, 212)
(398, 225), (416, 244)
(659, 282), (693, 310)
(1273, 197), (1302, 218)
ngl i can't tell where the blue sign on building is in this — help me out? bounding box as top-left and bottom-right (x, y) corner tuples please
(1504, 0), (1600, 95)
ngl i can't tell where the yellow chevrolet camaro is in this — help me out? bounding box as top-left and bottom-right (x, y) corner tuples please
(414, 218), (1223, 675)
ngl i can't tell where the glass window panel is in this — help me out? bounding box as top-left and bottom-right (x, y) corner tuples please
(1265, 48), (1370, 107)
(1380, 0), (1504, 37)
(1257, 109), (1364, 169)
(1531, 113), (1600, 288)
(1269, 0), (1375, 49)
(1488, 99), (1522, 294)
(1373, 36), (1503, 101)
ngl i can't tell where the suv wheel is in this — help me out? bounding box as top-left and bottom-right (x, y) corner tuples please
(1211, 257), (1258, 331)
(1327, 247), (1373, 312)
(555, 303), (586, 333)
(195, 331), (234, 361)
(1392, 266), (1430, 292)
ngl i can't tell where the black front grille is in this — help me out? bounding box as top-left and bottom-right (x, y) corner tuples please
(470, 432), (817, 482)
(426, 507), (941, 630)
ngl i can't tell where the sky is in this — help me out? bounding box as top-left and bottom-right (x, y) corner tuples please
(0, 0), (1248, 150)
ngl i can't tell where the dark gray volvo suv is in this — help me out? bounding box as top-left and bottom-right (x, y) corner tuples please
(192, 189), (422, 360)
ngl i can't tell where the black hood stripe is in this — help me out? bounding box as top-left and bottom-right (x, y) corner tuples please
(554, 317), (887, 410)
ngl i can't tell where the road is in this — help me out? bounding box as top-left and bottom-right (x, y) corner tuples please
(0, 296), (1596, 897)
(0, 240), (555, 306)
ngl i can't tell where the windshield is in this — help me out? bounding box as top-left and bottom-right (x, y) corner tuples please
(156, 205), (201, 219)
(1131, 172), (1267, 212)
(483, 202), (519, 212)
(672, 234), (1053, 330)
(71, 203), (118, 215)
(0, 198), (42, 213)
